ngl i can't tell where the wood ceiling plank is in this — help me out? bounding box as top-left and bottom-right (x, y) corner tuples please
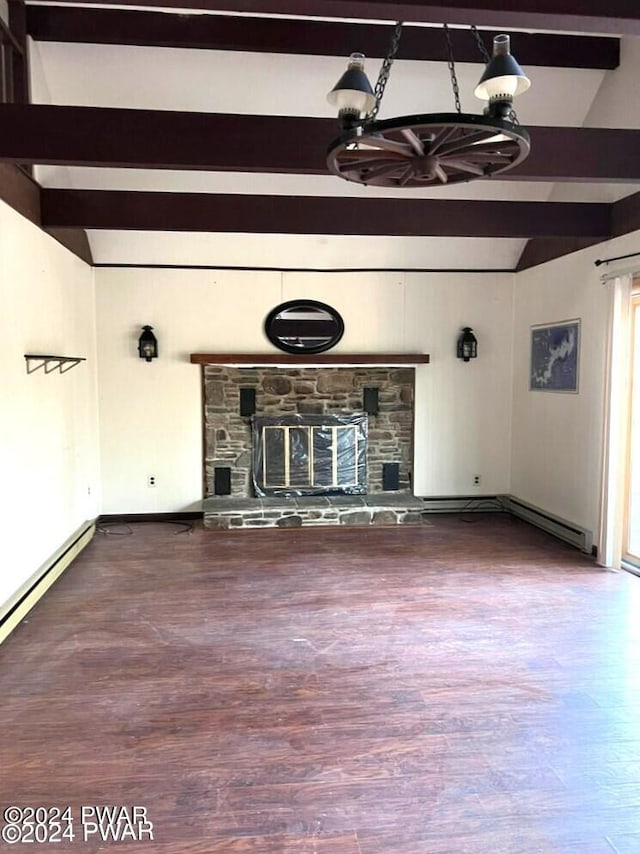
(25, 6), (620, 69)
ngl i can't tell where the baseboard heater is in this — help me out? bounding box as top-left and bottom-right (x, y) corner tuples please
(0, 521), (95, 645)
(420, 495), (593, 554)
(420, 495), (505, 514)
(98, 511), (202, 524)
(499, 496), (593, 554)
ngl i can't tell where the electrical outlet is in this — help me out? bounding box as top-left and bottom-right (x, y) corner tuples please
(147, 475), (156, 487)
(473, 475), (481, 485)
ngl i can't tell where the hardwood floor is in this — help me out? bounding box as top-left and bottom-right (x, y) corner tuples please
(1, 515), (640, 853)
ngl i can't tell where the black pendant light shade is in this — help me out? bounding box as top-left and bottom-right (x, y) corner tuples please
(474, 34), (531, 118)
(327, 52), (376, 129)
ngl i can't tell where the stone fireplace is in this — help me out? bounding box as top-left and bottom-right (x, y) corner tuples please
(192, 355), (429, 528)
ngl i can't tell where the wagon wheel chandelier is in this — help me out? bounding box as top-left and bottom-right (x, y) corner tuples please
(326, 24), (531, 188)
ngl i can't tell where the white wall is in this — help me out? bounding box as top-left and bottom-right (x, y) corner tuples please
(406, 273), (515, 496)
(511, 230), (640, 539)
(509, 34), (640, 541)
(95, 267), (515, 512)
(0, 201), (99, 612)
(6, 205), (629, 552)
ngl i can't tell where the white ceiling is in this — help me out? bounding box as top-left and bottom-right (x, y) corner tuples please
(31, 41), (605, 122)
(86, 230), (526, 269)
(27, 16), (640, 269)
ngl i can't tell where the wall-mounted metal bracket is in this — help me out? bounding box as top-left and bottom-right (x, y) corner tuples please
(24, 355), (86, 375)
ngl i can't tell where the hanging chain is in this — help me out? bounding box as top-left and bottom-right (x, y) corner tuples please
(470, 25), (491, 64)
(366, 20), (404, 124)
(506, 106), (520, 125)
(443, 24), (461, 114)
(470, 24), (520, 125)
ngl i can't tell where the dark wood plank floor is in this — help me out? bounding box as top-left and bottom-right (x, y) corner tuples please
(1, 515), (640, 853)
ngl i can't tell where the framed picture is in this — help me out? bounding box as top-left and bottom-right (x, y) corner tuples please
(530, 319), (580, 393)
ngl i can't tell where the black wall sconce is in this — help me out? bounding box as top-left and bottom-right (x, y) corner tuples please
(138, 325), (158, 362)
(457, 327), (478, 362)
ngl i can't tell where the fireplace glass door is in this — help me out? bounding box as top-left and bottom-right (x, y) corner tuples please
(253, 414), (367, 496)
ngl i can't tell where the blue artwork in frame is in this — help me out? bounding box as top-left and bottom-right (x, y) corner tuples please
(530, 319), (580, 392)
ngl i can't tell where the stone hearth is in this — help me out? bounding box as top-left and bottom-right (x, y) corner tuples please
(203, 494), (424, 529)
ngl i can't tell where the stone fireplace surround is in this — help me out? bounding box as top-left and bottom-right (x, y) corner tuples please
(191, 354), (429, 529)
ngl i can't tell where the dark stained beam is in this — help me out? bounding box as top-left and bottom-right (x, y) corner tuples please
(33, 0), (640, 37)
(0, 105), (329, 173)
(40, 190), (611, 239)
(513, 127), (640, 183)
(8, 1), (29, 104)
(7, 2), (32, 179)
(25, 6), (620, 69)
(0, 16), (23, 54)
(517, 190), (640, 270)
(44, 227), (94, 265)
(515, 237), (602, 271)
(0, 164), (92, 264)
(1, 105), (640, 184)
(0, 163), (40, 225)
(611, 190), (640, 238)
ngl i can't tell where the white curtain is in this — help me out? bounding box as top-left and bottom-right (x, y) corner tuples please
(598, 273), (633, 567)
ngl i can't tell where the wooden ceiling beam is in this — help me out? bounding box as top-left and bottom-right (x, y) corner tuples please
(515, 237), (602, 271)
(516, 190), (640, 270)
(1, 105), (639, 183)
(0, 163), (40, 226)
(31, 0), (640, 37)
(25, 6), (620, 69)
(0, 105), (329, 173)
(611, 190), (640, 239)
(0, 164), (93, 264)
(40, 190), (611, 239)
(8, 1), (29, 104)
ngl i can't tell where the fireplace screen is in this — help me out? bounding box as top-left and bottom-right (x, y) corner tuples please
(252, 413), (367, 497)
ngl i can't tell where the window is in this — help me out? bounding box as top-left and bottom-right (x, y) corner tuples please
(623, 281), (640, 567)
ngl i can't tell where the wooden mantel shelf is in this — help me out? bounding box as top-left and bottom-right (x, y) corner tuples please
(190, 353), (429, 366)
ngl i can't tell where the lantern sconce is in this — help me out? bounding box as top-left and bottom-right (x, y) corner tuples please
(138, 325), (158, 362)
(457, 327), (478, 362)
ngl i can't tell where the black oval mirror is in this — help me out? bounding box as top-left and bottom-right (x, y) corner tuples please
(264, 300), (344, 355)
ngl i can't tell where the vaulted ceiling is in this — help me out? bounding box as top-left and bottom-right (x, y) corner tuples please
(1, 0), (639, 271)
